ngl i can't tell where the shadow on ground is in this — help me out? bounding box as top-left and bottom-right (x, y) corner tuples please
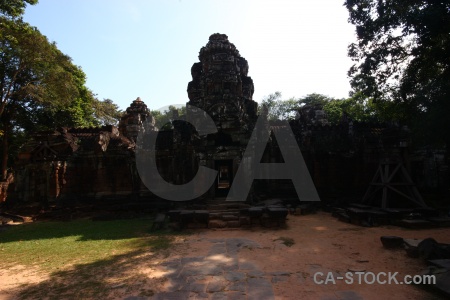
(7, 245), (168, 299)
(0, 217), (157, 242)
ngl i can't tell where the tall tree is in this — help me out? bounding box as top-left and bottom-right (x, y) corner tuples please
(298, 93), (333, 108)
(0, 17), (89, 179)
(0, 0), (37, 18)
(260, 93), (341, 121)
(345, 0), (450, 146)
(92, 98), (123, 126)
(151, 105), (186, 130)
(322, 92), (405, 125)
(259, 92), (299, 121)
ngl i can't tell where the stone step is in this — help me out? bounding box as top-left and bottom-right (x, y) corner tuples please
(207, 204), (250, 211)
(209, 211), (241, 221)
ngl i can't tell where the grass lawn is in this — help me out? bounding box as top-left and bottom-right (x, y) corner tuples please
(0, 217), (182, 299)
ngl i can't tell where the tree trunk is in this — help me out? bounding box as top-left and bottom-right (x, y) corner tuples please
(1, 127), (9, 181)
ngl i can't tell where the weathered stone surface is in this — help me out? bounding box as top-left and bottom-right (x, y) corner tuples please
(208, 220), (227, 228)
(334, 290), (364, 300)
(239, 261), (257, 270)
(195, 292), (210, 299)
(226, 291), (247, 300)
(165, 277), (186, 292)
(208, 244), (227, 255)
(239, 216), (250, 226)
(187, 282), (206, 293)
(226, 220), (241, 228)
(429, 259), (450, 270)
(224, 271), (246, 281)
(119, 97), (153, 142)
(269, 271), (291, 276)
(246, 277), (274, 299)
(247, 270), (265, 277)
(227, 281), (247, 292)
(181, 256), (205, 265)
(380, 236), (404, 248)
(222, 214), (239, 221)
(153, 291), (191, 300)
(186, 275), (206, 283)
(319, 294), (340, 300)
(180, 265), (222, 277)
(271, 275), (289, 283)
(210, 292), (228, 300)
(206, 276), (229, 292)
(434, 271), (450, 297)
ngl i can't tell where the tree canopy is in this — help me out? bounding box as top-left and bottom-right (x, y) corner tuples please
(92, 98), (123, 126)
(0, 14), (122, 180)
(345, 0), (450, 146)
(259, 92), (299, 121)
(0, 18), (79, 117)
(257, 91), (406, 127)
(150, 105), (186, 130)
(0, 0), (37, 18)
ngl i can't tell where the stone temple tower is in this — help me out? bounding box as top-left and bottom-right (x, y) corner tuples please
(187, 33), (258, 130)
(186, 34), (259, 199)
(119, 97), (155, 142)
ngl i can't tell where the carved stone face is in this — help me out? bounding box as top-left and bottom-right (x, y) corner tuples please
(238, 57), (249, 76)
(191, 62), (202, 80)
(188, 34), (258, 121)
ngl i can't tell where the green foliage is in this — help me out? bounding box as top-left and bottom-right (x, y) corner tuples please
(0, 17), (79, 116)
(346, 0), (450, 101)
(92, 98), (123, 126)
(323, 93), (375, 124)
(0, 0), (38, 18)
(298, 93), (332, 108)
(0, 16), (112, 178)
(321, 100), (344, 124)
(322, 92), (408, 125)
(345, 0), (450, 147)
(258, 91), (282, 117)
(150, 105), (185, 130)
(259, 91), (407, 125)
(259, 92), (299, 121)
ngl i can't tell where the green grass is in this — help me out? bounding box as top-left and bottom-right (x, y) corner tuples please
(0, 218), (175, 271)
(0, 217), (185, 299)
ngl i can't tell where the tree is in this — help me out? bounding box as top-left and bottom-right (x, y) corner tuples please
(321, 91), (411, 125)
(259, 92), (299, 121)
(0, 17), (92, 179)
(24, 67), (101, 130)
(260, 92), (344, 122)
(0, 0), (37, 18)
(92, 98), (122, 126)
(150, 105), (186, 130)
(298, 93), (332, 108)
(345, 0), (450, 146)
(298, 93), (339, 123)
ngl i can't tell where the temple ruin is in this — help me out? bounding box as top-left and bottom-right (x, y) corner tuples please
(8, 34), (448, 219)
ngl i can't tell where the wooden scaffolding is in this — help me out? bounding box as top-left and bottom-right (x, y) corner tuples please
(362, 158), (427, 208)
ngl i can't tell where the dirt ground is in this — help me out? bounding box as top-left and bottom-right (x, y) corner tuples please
(1, 211), (449, 300)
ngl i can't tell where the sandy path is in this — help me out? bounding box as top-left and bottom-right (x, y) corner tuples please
(1, 212), (449, 299)
(159, 212), (449, 299)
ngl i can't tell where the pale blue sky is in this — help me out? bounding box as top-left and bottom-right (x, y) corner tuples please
(24, 0), (356, 111)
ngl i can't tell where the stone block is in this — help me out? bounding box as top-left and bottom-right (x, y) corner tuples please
(227, 220), (241, 228)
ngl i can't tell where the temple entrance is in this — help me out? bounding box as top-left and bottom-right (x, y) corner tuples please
(215, 160), (233, 197)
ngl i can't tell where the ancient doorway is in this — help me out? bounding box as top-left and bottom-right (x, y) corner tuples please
(215, 160), (233, 197)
